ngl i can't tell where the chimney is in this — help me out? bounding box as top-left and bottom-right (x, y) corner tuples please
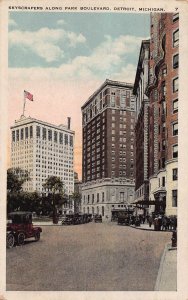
(67, 117), (71, 129)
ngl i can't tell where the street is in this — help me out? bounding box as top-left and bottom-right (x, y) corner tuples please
(7, 222), (171, 291)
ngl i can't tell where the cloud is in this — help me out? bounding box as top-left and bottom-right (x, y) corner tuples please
(57, 19), (66, 26)
(9, 34), (145, 83)
(9, 27), (86, 62)
(8, 18), (17, 28)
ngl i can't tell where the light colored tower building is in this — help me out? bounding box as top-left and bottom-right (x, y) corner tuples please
(81, 79), (136, 219)
(10, 115), (74, 197)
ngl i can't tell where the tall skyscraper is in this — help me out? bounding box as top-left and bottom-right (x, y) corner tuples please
(146, 13), (179, 215)
(133, 40), (150, 214)
(10, 115), (75, 196)
(81, 79), (136, 218)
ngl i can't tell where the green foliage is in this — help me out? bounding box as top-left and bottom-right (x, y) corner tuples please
(43, 176), (64, 194)
(7, 168), (30, 193)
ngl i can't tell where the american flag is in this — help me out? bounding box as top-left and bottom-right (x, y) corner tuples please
(24, 90), (33, 101)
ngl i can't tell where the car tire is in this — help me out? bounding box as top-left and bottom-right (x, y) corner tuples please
(7, 232), (15, 249)
(17, 232), (25, 246)
(34, 231), (40, 241)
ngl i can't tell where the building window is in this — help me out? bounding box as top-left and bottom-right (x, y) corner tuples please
(59, 132), (63, 144)
(173, 29), (179, 47)
(30, 126), (33, 138)
(21, 128), (24, 140)
(172, 190), (177, 207)
(87, 195), (90, 204)
(92, 194), (94, 204)
(42, 128), (46, 139)
(162, 123), (166, 132)
(173, 123), (178, 136)
(173, 77), (178, 93)
(70, 136), (73, 147)
(12, 131), (15, 142)
(102, 206), (104, 216)
(162, 140), (166, 150)
(161, 81), (166, 97)
(162, 67), (167, 76)
(102, 192), (104, 202)
(173, 144), (178, 158)
(173, 13), (179, 22)
(97, 193), (99, 203)
(120, 95), (126, 108)
(173, 54), (179, 69)
(16, 129), (19, 141)
(65, 134), (68, 145)
(111, 95), (115, 107)
(162, 177), (165, 187)
(54, 131), (58, 143)
(25, 127), (28, 139)
(173, 99), (178, 113)
(36, 126), (40, 138)
(120, 192), (124, 202)
(48, 129), (52, 141)
(173, 168), (178, 180)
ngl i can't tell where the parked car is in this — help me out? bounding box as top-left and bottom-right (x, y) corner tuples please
(94, 214), (102, 223)
(6, 211), (42, 249)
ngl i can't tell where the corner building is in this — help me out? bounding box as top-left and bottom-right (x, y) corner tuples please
(133, 40), (150, 214)
(81, 79), (136, 218)
(11, 116), (75, 197)
(146, 13), (179, 216)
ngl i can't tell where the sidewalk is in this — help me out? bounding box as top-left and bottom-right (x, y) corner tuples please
(130, 222), (177, 291)
(155, 243), (177, 291)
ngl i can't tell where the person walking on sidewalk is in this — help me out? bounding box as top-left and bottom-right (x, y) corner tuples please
(149, 215), (153, 227)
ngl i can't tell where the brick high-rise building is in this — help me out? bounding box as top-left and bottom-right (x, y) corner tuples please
(133, 40), (150, 214)
(146, 13), (179, 215)
(81, 79), (136, 218)
(10, 116), (75, 199)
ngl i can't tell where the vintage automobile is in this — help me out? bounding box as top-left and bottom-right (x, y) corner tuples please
(6, 211), (42, 249)
(117, 212), (130, 226)
(94, 214), (102, 223)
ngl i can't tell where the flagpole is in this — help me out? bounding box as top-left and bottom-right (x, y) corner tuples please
(23, 91), (26, 116)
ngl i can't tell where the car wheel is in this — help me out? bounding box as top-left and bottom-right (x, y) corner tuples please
(35, 232), (40, 241)
(17, 232), (25, 246)
(7, 232), (15, 249)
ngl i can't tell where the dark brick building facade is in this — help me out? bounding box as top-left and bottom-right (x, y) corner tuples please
(146, 13), (179, 215)
(81, 79), (135, 217)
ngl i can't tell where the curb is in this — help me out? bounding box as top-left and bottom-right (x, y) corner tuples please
(154, 243), (172, 291)
(129, 225), (154, 231)
(129, 225), (173, 233)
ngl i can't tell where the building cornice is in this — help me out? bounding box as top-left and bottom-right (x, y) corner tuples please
(11, 116), (75, 134)
(81, 79), (133, 110)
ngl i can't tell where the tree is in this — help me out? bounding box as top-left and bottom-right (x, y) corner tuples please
(7, 168), (30, 193)
(43, 176), (65, 224)
(7, 168), (31, 214)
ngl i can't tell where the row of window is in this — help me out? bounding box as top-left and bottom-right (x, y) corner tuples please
(12, 126), (73, 147)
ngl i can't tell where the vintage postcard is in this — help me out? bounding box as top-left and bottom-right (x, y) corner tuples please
(0, 0), (188, 299)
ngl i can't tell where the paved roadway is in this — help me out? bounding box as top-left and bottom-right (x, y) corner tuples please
(6, 222), (171, 291)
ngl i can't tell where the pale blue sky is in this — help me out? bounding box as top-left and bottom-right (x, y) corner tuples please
(9, 12), (150, 70)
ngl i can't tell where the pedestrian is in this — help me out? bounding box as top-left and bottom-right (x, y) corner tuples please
(158, 215), (162, 231)
(162, 216), (167, 230)
(148, 215), (153, 228)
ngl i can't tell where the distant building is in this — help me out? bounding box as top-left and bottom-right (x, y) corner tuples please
(81, 79), (136, 218)
(74, 172), (82, 213)
(146, 13), (179, 216)
(133, 40), (150, 214)
(10, 116), (75, 198)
